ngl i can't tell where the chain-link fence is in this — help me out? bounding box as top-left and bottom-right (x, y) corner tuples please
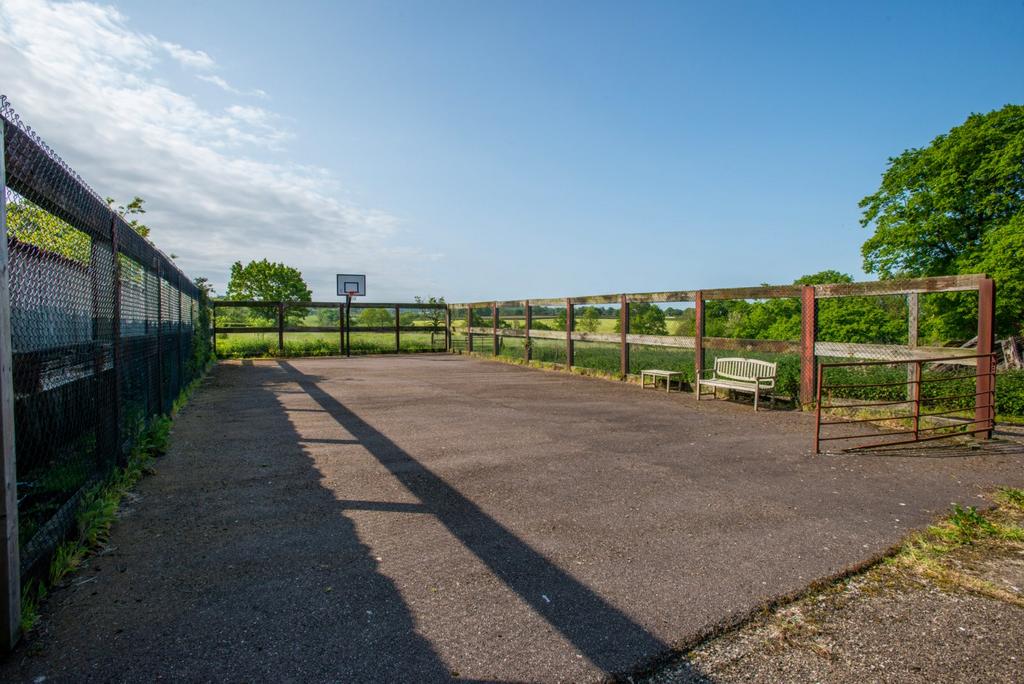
(1, 97), (211, 589)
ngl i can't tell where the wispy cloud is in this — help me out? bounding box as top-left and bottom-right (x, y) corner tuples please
(197, 73), (267, 99)
(0, 0), (439, 298)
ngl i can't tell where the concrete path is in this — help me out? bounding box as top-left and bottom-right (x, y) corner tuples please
(3, 355), (1021, 682)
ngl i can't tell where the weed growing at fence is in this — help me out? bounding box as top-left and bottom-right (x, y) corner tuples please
(215, 331), (443, 358)
(19, 377), (199, 634)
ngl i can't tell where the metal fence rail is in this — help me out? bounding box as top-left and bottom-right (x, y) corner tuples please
(813, 353), (997, 453)
(0, 98), (209, 648)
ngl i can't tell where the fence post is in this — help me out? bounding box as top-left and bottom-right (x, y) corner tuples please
(0, 120), (21, 651)
(492, 302), (499, 356)
(110, 218), (123, 463)
(212, 303), (217, 357)
(175, 271), (182, 397)
(907, 293), (918, 401)
(524, 300), (531, 361)
(395, 305), (401, 353)
(565, 298), (574, 367)
(800, 285), (817, 407)
(976, 277), (996, 438)
(467, 306), (473, 353)
(443, 305), (450, 352)
(342, 305), (350, 358)
(156, 259), (164, 413)
(693, 291), (703, 390)
(277, 302), (285, 352)
(619, 295), (629, 377)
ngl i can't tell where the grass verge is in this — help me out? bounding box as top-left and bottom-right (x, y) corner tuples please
(645, 488), (1024, 681)
(18, 375), (205, 635)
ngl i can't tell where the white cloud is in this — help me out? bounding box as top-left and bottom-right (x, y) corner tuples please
(161, 40), (214, 70)
(0, 0), (439, 299)
(197, 73), (267, 99)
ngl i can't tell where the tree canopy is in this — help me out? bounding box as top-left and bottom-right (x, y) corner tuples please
(225, 259), (312, 303)
(859, 104), (1024, 335)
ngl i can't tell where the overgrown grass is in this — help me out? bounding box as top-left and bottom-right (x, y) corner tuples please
(882, 490), (1024, 608)
(19, 377), (196, 634)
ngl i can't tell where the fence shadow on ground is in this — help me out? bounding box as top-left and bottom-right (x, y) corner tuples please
(274, 360), (703, 680)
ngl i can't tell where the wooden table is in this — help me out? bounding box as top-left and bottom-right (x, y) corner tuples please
(640, 369), (684, 393)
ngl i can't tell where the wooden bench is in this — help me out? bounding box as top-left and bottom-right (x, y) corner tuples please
(696, 357), (777, 411)
(641, 369), (684, 393)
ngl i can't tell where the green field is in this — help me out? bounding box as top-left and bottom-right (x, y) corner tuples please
(215, 330), (445, 358)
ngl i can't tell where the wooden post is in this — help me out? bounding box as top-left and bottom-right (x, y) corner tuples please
(907, 293), (918, 401)
(444, 305), (451, 352)
(619, 294), (629, 377)
(0, 120), (21, 651)
(976, 277), (995, 438)
(277, 302), (285, 352)
(524, 300), (532, 361)
(565, 298), (574, 367)
(693, 291), (704, 390)
(467, 306), (473, 353)
(492, 302), (499, 356)
(395, 305), (401, 353)
(212, 302), (217, 357)
(800, 285), (817, 407)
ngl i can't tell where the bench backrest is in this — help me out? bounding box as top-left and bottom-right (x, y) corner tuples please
(713, 357), (777, 386)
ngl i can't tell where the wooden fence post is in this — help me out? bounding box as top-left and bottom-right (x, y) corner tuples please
(565, 298), (573, 367)
(976, 277), (996, 438)
(444, 305), (451, 352)
(619, 294), (629, 377)
(693, 291), (703, 390)
(395, 305), (401, 353)
(212, 303), (217, 357)
(492, 302), (499, 356)
(276, 302), (284, 352)
(466, 306), (473, 353)
(0, 120), (21, 651)
(524, 300), (531, 361)
(800, 285), (817, 407)
(907, 293), (918, 401)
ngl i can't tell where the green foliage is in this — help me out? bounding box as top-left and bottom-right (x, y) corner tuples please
(5, 198), (92, 263)
(933, 504), (999, 545)
(358, 307), (394, 328)
(189, 277), (215, 377)
(106, 196), (150, 238)
(414, 296), (446, 330)
(859, 105), (1024, 336)
(613, 302), (667, 335)
(578, 307), (601, 333)
(225, 259), (312, 304)
(995, 487), (1024, 510)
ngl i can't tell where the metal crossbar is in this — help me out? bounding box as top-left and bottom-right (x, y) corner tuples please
(813, 353), (997, 453)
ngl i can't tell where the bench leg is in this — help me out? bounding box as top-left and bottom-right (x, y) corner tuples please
(695, 379), (701, 400)
(754, 387), (759, 412)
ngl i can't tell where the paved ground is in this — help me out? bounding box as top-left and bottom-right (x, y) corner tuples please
(2, 354), (1022, 682)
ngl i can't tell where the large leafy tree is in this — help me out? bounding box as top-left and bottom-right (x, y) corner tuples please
(225, 259), (312, 302)
(225, 259), (312, 326)
(859, 105), (1024, 336)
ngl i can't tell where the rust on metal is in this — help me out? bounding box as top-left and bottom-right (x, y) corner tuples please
(800, 285), (816, 406)
(619, 294), (628, 376)
(976, 277), (995, 437)
(524, 300), (532, 361)
(813, 353), (996, 453)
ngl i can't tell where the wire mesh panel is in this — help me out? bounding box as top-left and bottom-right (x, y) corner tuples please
(2, 98), (209, 580)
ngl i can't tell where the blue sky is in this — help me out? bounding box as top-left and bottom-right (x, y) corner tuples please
(2, 1), (1022, 301)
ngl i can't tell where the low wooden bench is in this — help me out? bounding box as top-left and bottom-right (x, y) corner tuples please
(696, 357), (777, 411)
(641, 369), (684, 393)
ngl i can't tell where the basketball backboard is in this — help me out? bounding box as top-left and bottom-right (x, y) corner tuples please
(336, 273), (366, 297)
